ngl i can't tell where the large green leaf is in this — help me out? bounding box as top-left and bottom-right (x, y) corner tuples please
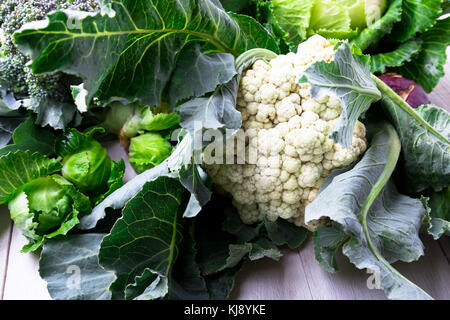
(167, 44), (237, 105)
(98, 176), (185, 299)
(394, 17), (450, 93)
(426, 187), (449, 239)
(375, 75), (450, 193)
(306, 122), (431, 300)
(389, 0), (443, 43)
(39, 234), (115, 300)
(313, 223), (349, 273)
(369, 38), (422, 73)
(351, 0), (403, 51)
(167, 223), (209, 300)
(14, 0), (278, 108)
(264, 218), (308, 249)
(0, 117), (56, 157)
(0, 150), (62, 204)
(299, 42), (381, 147)
(0, 116), (24, 149)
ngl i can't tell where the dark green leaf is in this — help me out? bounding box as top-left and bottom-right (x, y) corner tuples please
(14, 0), (278, 107)
(313, 223), (348, 273)
(264, 218), (308, 249)
(394, 17), (450, 92)
(0, 117), (56, 156)
(0, 116), (24, 149)
(204, 265), (241, 300)
(369, 39), (422, 73)
(390, 0), (443, 43)
(99, 177), (185, 299)
(223, 207), (263, 243)
(426, 188), (450, 239)
(168, 44), (237, 105)
(178, 164), (212, 217)
(39, 234), (115, 300)
(168, 223), (209, 300)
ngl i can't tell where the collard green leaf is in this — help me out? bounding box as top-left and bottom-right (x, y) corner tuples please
(178, 164), (212, 217)
(369, 39), (422, 73)
(426, 188), (450, 239)
(168, 223), (209, 300)
(375, 77), (450, 193)
(14, 0), (278, 108)
(124, 268), (160, 300)
(313, 223), (349, 273)
(204, 265), (241, 300)
(0, 116), (24, 149)
(389, 0), (443, 43)
(99, 177), (185, 299)
(264, 218), (308, 249)
(0, 150), (62, 204)
(179, 79), (243, 136)
(394, 17), (450, 93)
(300, 42), (381, 147)
(195, 195), (282, 276)
(39, 234), (115, 300)
(2, 117), (56, 156)
(351, 0), (403, 51)
(306, 122), (432, 300)
(25, 98), (78, 130)
(223, 207), (263, 243)
(168, 45), (237, 105)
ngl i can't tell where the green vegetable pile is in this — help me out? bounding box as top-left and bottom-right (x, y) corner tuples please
(0, 0), (448, 300)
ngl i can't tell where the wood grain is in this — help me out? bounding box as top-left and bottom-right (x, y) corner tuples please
(0, 205), (12, 299)
(2, 226), (51, 300)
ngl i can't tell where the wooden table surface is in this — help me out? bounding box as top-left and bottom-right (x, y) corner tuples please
(1, 52), (449, 301)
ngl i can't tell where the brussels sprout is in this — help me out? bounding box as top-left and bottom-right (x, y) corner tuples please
(129, 132), (173, 173)
(8, 174), (90, 252)
(62, 139), (112, 192)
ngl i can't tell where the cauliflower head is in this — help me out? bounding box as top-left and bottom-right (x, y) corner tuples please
(205, 35), (367, 230)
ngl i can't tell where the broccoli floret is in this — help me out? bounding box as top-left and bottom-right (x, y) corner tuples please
(0, 0), (99, 110)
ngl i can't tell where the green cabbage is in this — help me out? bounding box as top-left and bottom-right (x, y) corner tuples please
(268, 0), (387, 43)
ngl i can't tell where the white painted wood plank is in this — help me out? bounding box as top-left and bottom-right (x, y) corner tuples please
(393, 237), (450, 300)
(438, 238), (450, 261)
(230, 246), (313, 300)
(298, 236), (387, 300)
(0, 205), (12, 299)
(3, 226), (51, 300)
(429, 47), (450, 110)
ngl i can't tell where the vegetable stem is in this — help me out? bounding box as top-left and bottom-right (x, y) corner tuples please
(371, 74), (448, 144)
(359, 122), (433, 299)
(235, 48), (278, 69)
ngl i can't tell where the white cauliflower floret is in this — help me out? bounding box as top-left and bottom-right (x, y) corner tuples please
(205, 35), (367, 231)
